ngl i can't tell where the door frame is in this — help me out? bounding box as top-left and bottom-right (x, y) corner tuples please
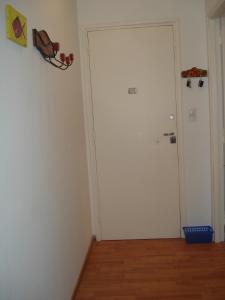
(79, 20), (186, 241)
(206, 1), (225, 242)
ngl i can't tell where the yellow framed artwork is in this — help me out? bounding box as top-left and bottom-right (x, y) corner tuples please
(5, 4), (27, 47)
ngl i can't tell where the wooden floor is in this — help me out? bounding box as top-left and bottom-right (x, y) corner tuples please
(75, 239), (225, 300)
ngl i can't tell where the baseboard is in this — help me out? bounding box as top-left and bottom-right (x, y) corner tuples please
(71, 236), (96, 300)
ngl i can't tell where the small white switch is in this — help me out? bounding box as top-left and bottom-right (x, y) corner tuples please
(188, 108), (197, 122)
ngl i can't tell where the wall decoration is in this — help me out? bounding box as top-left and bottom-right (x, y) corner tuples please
(181, 67), (208, 78)
(5, 4), (27, 47)
(33, 29), (75, 71)
(181, 67), (208, 88)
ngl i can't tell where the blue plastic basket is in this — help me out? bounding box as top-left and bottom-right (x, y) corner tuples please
(183, 226), (214, 244)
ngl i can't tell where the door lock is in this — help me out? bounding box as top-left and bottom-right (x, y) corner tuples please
(170, 136), (177, 144)
(163, 132), (177, 144)
(163, 132), (175, 136)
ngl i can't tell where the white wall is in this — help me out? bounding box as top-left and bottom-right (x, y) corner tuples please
(77, 0), (212, 227)
(0, 1), (92, 300)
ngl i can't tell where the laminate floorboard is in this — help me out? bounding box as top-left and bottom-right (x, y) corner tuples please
(75, 239), (225, 300)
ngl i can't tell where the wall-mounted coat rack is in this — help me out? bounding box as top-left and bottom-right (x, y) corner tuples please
(181, 67), (208, 78)
(181, 67), (208, 88)
(33, 29), (74, 71)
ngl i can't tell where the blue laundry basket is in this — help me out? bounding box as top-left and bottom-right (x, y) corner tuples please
(183, 226), (214, 244)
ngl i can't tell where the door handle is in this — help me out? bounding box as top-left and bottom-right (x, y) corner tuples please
(163, 132), (175, 136)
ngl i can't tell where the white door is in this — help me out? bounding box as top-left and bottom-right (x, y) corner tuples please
(88, 25), (181, 240)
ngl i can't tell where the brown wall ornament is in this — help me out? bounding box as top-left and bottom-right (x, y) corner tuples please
(33, 29), (75, 70)
(181, 67), (208, 78)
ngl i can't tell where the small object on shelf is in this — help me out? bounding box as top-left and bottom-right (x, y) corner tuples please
(33, 29), (75, 71)
(183, 226), (214, 244)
